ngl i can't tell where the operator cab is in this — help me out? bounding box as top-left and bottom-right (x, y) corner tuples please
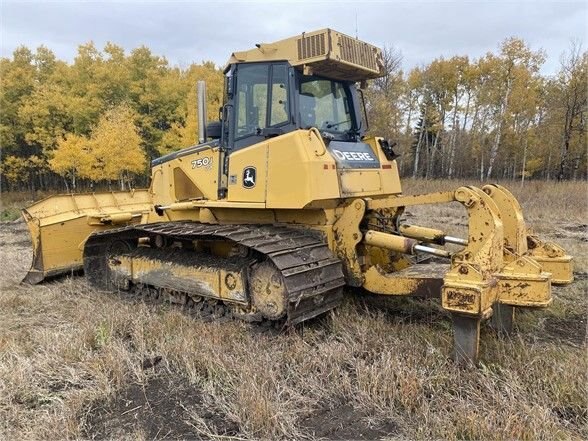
(218, 61), (367, 151)
(150, 29), (393, 205)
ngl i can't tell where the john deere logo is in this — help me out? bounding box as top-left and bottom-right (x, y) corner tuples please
(243, 167), (256, 188)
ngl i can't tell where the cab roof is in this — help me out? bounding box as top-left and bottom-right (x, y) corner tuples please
(225, 28), (385, 82)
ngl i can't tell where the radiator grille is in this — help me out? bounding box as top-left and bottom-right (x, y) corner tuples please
(297, 33), (327, 60)
(339, 34), (378, 72)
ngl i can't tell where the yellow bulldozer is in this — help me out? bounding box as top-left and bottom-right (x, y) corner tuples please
(22, 29), (573, 363)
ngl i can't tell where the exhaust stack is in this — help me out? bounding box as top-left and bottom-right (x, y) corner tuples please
(197, 81), (207, 143)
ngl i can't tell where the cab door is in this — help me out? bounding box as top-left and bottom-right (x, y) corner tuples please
(231, 63), (292, 151)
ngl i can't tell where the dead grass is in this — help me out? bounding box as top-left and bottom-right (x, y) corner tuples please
(402, 178), (588, 228)
(0, 191), (47, 221)
(0, 180), (586, 440)
(402, 179), (588, 270)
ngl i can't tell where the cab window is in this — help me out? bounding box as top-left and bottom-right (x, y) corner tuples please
(236, 64), (268, 138)
(270, 65), (289, 126)
(235, 63), (290, 139)
(299, 76), (353, 133)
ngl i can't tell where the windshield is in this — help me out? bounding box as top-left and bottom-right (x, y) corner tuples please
(299, 76), (354, 133)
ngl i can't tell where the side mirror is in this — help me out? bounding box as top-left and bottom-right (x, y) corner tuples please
(378, 139), (399, 161)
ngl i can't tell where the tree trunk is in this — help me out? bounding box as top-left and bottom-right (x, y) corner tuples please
(557, 98), (575, 181)
(486, 79), (512, 180)
(448, 95), (460, 178)
(412, 127), (424, 178)
(462, 92), (471, 132)
(520, 121), (530, 186)
(572, 156), (581, 180)
(405, 95), (414, 136)
(429, 116), (443, 179)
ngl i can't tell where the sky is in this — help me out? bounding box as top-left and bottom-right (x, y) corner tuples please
(1, 0), (586, 75)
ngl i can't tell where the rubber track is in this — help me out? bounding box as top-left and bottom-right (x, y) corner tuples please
(84, 222), (346, 325)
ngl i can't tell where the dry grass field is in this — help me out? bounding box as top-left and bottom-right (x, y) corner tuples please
(1, 179), (586, 440)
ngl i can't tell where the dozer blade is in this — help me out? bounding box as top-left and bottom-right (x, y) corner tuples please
(22, 190), (151, 284)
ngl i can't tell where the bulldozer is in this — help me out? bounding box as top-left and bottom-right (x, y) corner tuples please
(22, 29), (573, 364)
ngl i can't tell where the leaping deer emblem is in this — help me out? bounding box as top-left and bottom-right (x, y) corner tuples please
(243, 168), (256, 187)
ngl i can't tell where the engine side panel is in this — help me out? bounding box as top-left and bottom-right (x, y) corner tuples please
(226, 130), (402, 209)
(151, 145), (222, 207)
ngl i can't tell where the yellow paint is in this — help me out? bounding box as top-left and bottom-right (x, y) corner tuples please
(115, 254), (247, 303)
(339, 170), (381, 196)
(265, 130), (340, 208)
(530, 255), (573, 285)
(22, 190), (151, 282)
(363, 265), (439, 296)
(362, 136), (402, 195)
(150, 146), (222, 207)
(226, 28), (384, 82)
(495, 256), (552, 307)
(227, 143), (268, 203)
(331, 200), (365, 286)
(526, 236), (574, 284)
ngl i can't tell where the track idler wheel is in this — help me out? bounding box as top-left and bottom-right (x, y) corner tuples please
(249, 260), (288, 320)
(84, 235), (136, 290)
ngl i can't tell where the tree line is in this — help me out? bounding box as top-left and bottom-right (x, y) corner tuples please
(0, 43), (223, 193)
(0, 38), (586, 195)
(366, 38), (587, 183)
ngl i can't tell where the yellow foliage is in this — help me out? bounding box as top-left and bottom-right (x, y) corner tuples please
(85, 103), (146, 182)
(49, 133), (92, 185)
(48, 104), (146, 187)
(0, 155), (45, 186)
(524, 158), (544, 178)
(0, 156), (30, 184)
(1, 39), (586, 186)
